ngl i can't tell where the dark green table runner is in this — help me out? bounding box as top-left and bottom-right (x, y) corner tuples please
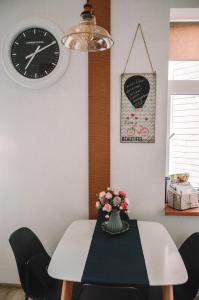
(81, 219), (149, 286)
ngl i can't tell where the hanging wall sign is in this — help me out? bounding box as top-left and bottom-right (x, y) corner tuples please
(121, 73), (156, 143)
(121, 24), (156, 143)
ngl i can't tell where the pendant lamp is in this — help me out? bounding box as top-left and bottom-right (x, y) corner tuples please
(62, 0), (114, 52)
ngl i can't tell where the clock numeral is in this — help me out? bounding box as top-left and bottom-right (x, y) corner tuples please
(35, 73), (37, 78)
(12, 53), (17, 56)
(44, 32), (47, 36)
(45, 70), (48, 75)
(24, 71), (27, 75)
(15, 42), (19, 45)
(23, 33), (26, 37)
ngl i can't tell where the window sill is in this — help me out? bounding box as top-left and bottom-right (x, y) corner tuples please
(165, 204), (199, 216)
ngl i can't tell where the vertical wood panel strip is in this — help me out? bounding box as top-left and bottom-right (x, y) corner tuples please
(89, 0), (111, 219)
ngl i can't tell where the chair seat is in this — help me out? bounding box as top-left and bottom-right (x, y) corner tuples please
(77, 284), (144, 300)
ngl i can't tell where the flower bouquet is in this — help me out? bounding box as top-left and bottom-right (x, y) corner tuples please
(96, 187), (130, 234)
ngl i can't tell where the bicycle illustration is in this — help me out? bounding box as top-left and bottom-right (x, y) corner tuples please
(127, 125), (149, 137)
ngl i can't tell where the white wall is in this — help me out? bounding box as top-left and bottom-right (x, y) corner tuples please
(1, 0), (199, 284)
(0, 0), (88, 283)
(111, 0), (199, 247)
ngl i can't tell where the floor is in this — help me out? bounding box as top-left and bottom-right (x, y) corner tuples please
(0, 285), (24, 300)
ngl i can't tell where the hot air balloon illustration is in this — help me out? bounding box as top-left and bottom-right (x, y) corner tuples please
(124, 75), (150, 109)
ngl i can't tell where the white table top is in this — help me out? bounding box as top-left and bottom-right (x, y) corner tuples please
(48, 220), (188, 286)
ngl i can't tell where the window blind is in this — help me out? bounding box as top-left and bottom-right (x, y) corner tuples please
(170, 94), (199, 188)
(169, 61), (199, 80)
(169, 23), (199, 60)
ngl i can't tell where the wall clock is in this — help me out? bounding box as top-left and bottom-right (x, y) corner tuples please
(11, 28), (60, 79)
(2, 18), (70, 89)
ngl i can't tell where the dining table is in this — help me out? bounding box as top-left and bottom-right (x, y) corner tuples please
(48, 219), (188, 300)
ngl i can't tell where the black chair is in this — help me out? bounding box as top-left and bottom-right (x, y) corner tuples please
(147, 232), (199, 300)
(9, 227), (80, 300)
(77, 284), (145, 300)
(174, 232), (199, 300)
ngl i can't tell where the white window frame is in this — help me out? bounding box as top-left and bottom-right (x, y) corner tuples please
(166, 80), (199, 178)
(167, 9), (199, 182)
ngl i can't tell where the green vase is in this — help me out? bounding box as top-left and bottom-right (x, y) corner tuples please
(105, 208), (123, 233)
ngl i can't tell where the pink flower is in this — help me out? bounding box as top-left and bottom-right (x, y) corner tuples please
(99, 191), (106, 198)
(119, 202), (128, 210)
(124, 198), (129, 205)
(103, 203), (112, 212)
(96, 201), (101, 209)
(119, 191), (126, 197)
(99, 197), (106, 205)
(113, 196), (121, 206)
(106, 192), (113, 199)
(112, 189), (119, 196)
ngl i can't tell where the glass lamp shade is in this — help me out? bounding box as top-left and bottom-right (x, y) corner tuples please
(62, 16), (114, 52)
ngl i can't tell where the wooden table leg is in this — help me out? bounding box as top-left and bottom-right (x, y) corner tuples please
(61, 281), (73, 300)
(162, 286), (174, 300)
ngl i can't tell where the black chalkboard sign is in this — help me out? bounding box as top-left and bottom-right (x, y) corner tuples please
(124, 75), (150, 109)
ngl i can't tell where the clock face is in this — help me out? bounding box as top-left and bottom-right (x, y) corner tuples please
(11, 27), (60, 79)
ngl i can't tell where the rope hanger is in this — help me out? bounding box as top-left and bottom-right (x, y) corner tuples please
(122, 23), (155, 74)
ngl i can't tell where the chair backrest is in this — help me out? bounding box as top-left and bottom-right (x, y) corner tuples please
(78, 284), (144, 300)
(9, 227), (48, 294)
(173, 233), (199, 300)
(179, 232), (199, 288)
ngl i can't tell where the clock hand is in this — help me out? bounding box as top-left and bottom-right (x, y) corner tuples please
(25, 41), (56, 59)
(25, 45), (40, 70)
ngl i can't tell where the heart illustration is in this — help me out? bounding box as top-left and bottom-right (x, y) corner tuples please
(124, 75), (150, 109)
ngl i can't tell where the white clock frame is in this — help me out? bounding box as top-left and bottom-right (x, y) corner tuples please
(1, 18), (70, 89)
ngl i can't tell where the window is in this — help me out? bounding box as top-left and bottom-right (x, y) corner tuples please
(168, 21), (199, 188)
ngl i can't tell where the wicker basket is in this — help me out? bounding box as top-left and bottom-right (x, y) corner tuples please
(167, 188), (199, 210)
